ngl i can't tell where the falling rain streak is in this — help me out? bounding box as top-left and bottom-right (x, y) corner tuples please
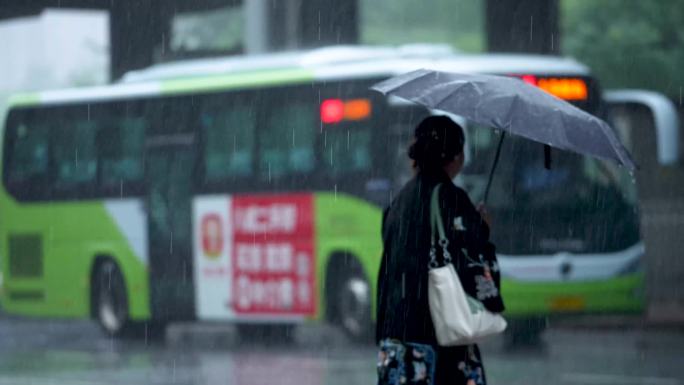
(0, 2), (682, 385)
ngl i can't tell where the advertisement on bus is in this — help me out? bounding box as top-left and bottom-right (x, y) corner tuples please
(193, 194), (317, 321)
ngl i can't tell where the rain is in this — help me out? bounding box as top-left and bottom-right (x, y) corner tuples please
(0, 1), (683, 385)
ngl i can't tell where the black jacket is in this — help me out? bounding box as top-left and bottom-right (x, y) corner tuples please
(376, 170), (505, 345)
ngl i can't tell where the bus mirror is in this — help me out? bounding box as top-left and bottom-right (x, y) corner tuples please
(604, 90), (680, 166)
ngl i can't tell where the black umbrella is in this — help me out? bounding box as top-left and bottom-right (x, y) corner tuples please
(372, 69), (636, 202)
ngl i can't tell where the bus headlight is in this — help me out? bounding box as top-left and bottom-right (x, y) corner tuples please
(617, 255), (644, 300)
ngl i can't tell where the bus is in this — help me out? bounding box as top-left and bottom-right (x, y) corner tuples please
(1, 45), (677, 341)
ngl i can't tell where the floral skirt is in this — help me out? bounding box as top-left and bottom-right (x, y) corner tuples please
(377, 339), (486, 385)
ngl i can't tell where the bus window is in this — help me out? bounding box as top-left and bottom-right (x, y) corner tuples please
(52, 116), (98, 193)
(461, 127), (503, 200)
(383, 104), (430, 191)
(4, 114), (50, 199)
(605, 90), (680, 167)
(202, 103), (256, 181)
(462, 123), (639, 255)
(98, 116), (146, 188)
(259, 101), (316, 180)
(605, 90), (682, 200)
(321, 127), (372, 175)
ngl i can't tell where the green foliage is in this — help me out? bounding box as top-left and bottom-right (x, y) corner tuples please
(360, 0), (484, 52)
(171, 6), (243, 53)
(562, 0), (684, 98)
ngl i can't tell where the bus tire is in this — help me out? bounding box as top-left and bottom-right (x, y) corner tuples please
(92, 259), (132, 337)
(327, 254), (372, 343)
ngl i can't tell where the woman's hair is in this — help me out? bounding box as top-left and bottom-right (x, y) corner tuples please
(408, 115), (465, 170)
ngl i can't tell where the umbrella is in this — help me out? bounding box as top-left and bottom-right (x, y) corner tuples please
(371, 69), (636, 202)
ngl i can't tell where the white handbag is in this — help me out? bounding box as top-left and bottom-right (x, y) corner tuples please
(427, 184), (507, 346)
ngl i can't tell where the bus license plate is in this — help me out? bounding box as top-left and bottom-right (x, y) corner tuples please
(549, 296), (585, 311)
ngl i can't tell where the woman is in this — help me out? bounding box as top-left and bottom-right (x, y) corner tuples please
(376, 116), (505, 385)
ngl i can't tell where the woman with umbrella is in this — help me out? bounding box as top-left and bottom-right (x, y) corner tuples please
(376, 115), (505, 385)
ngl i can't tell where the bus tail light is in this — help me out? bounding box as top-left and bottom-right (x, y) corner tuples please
(321, 99), (345, 124)
(344, 99), (372, 121)
(321, 98), (372, 124)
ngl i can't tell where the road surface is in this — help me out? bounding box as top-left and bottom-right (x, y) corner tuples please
(0, 316), (682, 385)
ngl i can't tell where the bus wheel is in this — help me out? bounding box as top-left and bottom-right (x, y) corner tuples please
(93, 260), (130, 337)
(330, 259), (372, 343)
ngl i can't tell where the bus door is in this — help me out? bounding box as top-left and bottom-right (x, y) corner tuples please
(145, 133), (197, 321)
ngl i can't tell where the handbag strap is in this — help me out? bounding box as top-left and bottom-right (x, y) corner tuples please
(429, 184), (452, 268)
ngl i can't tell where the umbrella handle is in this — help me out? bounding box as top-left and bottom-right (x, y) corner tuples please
(483, 132), (506, 205)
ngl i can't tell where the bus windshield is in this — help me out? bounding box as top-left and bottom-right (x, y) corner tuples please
(461, 125), (640, 255)
(383, 93), (640, 257)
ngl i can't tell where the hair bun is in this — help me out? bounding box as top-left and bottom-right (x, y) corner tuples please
(408, 116), (465, 170)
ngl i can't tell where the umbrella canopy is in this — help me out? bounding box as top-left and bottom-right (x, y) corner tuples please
(371, 69), (636, 171)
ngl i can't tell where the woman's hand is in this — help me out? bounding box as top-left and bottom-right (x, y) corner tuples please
(477, 202), (492, 227)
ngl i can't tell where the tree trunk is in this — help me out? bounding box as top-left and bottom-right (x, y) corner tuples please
(485, 0), (559, 55)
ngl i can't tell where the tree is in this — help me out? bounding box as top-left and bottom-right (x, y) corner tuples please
(360, 0), (484, 52)
(563, 0), (684, 98)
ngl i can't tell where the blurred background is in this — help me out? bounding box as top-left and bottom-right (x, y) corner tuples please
(0, 1), (683, 385)
(2, 0), (683, 96)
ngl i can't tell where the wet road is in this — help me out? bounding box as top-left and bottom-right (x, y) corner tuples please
(1, 316), (683, 385)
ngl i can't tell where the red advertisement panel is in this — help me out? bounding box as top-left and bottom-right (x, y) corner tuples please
(230, 194), (316, 316)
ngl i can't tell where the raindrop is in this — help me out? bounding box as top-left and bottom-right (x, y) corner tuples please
(318, 90), (323, 133)
(334, 184), (337, 201)
(120, 180), (123, 197)
(401, 273), (406, 298)
(529, 16), (534, 42)
(169, 230), (173, 255)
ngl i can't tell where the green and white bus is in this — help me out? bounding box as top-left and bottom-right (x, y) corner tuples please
(1, 45), (676, 340)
